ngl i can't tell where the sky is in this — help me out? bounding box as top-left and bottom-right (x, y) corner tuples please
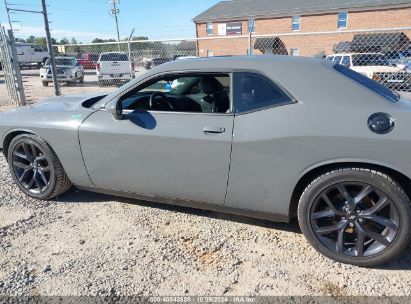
(0, 0), (221, 43)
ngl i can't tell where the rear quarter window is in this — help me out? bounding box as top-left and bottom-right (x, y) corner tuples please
(334, 64), (400, 103)
(233, 72), (293, 113)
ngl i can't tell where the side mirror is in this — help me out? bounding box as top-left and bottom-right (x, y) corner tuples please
(106, 99), (123, 120)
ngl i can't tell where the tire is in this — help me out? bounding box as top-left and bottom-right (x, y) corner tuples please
(42, 81), (49, 87)
(78, 76), (84, 84)
(298, 168), (411, 267)
(7, 134), (72, 200)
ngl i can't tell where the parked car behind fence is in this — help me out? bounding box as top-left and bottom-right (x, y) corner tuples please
(326, 53), (411, 91)
(96, 52), (134, 86)
(40, 57), (84, 87)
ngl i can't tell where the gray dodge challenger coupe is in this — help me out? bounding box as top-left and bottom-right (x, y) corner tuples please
(1, 55), (410, 266)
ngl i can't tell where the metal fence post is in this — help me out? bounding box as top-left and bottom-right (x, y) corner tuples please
(128, 28), (135, 79)
(248, 32), (253, 55)
(7, 29), (27, 106)
(41, 0), (60, 96)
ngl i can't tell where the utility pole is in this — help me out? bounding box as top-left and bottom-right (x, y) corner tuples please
(110, 0), (121, 51)
(41, 0), (60, 96)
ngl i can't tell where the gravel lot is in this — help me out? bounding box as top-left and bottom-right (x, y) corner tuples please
(0, 75), (411, 297)
(0, 157), (411, 297)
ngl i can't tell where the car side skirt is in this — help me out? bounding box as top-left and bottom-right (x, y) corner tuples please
(76, 185), (290, 223)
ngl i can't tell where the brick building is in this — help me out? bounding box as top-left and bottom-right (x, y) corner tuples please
(193, 0), (411, 57)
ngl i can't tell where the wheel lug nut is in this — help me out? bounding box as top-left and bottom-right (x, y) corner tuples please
(359, 219), (364, 223)
(356, 210), (361, 214)
(349, 223), (354, 227)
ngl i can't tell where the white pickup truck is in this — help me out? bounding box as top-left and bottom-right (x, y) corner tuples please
(96, 52), (134, 86)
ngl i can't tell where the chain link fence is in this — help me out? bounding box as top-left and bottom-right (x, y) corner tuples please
(0, 26), (26, 107)
(250, 29), (411, 92)
(1, 28), (410, 106)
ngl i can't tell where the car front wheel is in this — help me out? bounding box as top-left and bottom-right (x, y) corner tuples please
(7, 134), (72, 200)
(298, 168), (411, 267)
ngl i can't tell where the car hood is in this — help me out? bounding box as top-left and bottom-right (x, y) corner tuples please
(42, 65), (76, 69)
(1, 93), (106, 115)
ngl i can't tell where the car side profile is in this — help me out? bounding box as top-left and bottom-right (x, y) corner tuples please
(1, 55), (411, 267)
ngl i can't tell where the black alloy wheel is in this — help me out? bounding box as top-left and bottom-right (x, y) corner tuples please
(310, 182), (399, 257)
(298, 168), (411, 266)
(11, 140), (51, 195)
(7, 134), (72, 200)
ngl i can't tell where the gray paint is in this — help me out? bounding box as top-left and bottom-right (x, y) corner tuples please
(0, 94), (103, 187)
(193, 0), (411, 23)
(79, 110), (234, 205)
(1, 55), (411, 223)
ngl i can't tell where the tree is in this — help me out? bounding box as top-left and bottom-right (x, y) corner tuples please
(132, 36), (149, 41)
(59, 37), (70, 45)
(71, 37), (77, 45)
(26, 35), (36, 44)
(34, 37), (57, 46)
(34, 37), (47, 46)
(92, 38), (117, 43)
(92, 38), (104, 43)
(15, 38), (26, 43)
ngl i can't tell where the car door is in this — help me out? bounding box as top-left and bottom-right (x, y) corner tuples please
(225, 72), (297, 217)
(79, 73), (234, 205)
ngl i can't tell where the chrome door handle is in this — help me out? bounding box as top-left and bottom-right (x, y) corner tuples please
(203, 126), (226, 134)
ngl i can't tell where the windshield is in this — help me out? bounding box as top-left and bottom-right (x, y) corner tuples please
(45, 58), (76, 66)
(100, 53), (129, 61)
(352, 54), (389, 66)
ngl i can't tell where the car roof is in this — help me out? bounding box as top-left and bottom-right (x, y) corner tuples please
(100, 52), (127, 55)
(96, 55), (335, 109)
(95, 54), (395, 111)
(55, 57), (76, 59)
(327, 53), (384, 56)
(153, 55), (326, 72)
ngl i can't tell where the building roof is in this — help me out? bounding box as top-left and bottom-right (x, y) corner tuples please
(351, 32), (411, 52)
(193, 0), (411, 23)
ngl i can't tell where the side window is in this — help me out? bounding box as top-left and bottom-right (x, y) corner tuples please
(292, 16), (301, 31)
(333, 56), (342, 64)
(120, 73), (231, 114)
(206, 23), (213, 35)
(233, 72), (292, 113)
(338, 12), (348, 29)
(341, 56), (350, 67)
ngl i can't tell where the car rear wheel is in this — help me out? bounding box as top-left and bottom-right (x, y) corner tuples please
(7, 134), (72, 200)
(298, 168), (411, 267)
